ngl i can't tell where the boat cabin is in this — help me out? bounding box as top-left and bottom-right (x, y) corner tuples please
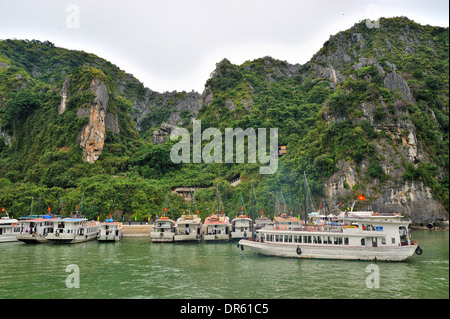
(274, 214), (301, 230)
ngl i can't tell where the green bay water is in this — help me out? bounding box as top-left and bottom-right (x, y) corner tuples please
(0, 231), (448, 299)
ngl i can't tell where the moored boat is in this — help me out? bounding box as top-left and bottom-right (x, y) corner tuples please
(273, 213), (301, 231)
(46, 218), (100, 244)
(97, 219), (123, 242)
(150, 216), (176, 243)
(174, 213), (203, 243)
(0, 212), (20, 243)
(204, 214), (230, 242)
(238, 213), (422, 261)
(254, 215), (274, 231)
(16, 216), (59, 243)
(230, 214), (252, 241)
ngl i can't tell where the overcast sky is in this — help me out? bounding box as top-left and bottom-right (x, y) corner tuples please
(0, 0), (448, 93)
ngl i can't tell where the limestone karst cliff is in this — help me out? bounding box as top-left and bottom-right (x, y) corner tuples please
(0, 17), (447, 224)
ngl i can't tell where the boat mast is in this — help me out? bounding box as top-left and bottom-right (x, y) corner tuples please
(251, 180), (255, 240)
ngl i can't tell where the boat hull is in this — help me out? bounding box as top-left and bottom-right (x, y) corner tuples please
(238, 240), (418, 261)
(0, 235), (19, 243)
(97, 232), (122, 242)
(204, 234), (230, 242)
(16, 234), (50, 244)
(47, 233), (98, 244)
(174, 233), (202, 243)
(230, 231), (250, 241)
(150, 232), (174, 243)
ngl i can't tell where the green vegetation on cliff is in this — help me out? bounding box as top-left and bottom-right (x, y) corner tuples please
(0, 17), (448, 222)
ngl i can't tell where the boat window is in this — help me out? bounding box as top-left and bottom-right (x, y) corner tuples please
(337, 237), (343, 245)
(361, 238), (365, 246)
(297, 235), (302, 243)
(391, 238), (396, 244)
(382, 238), (386, 245)
(344, 237), (349, 245)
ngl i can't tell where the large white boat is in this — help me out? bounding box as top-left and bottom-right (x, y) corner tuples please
(230, 214), (252, 241)
(238, 213), (422, 261)
(273, 213), (302, 230)
(97, 220), (123, 242)
(204, 214), (230, 242)
(150, 216), (176, 243)
(0, 214), (20, 243)
(46, 218), (100, 244)
(174, 213), (203, 243)
(254, 215), (274, 231)
(16, 216), (59, 244)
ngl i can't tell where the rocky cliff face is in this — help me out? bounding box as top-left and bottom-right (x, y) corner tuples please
(76, 78), (109, 163)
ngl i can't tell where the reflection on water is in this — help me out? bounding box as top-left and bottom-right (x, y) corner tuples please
(0, 231), (448, 299)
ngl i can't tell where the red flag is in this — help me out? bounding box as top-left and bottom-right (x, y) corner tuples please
(76, 205), (79, 210)
(48, 206), (51, 212)
(261, 209), (264, 215)
(196, 209), (199, 214)
(319, 203), (321, 208)
(164, 208), (167, 211)
(241, 206), (243, 211)
(358, 194), (365, 201)
(339, 201), (342, 206)
(221, 210), (223, 215)
(1, 207), (5, 213)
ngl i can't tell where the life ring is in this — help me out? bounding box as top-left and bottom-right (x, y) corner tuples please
(415, 245), (423, 255)
(281, 224), (287, 230)
(55, 232), (59, 237)
(160, 232), (164, 237)
(275, 225), (280, 231)
(296, 246), (302, 255)
(44, 233), (48, 236)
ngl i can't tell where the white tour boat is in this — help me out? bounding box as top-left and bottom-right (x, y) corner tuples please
(97, 219), (123, 242)
(230, 214), (252, 241)
(0, 214), (20, 243)
(238, 213), (422, 261)
(150, 216), (176, 243)
(204, 214), (230, 242)
(174, 213), (203, 243)
(16, 216), (59, 243)
(46, 218), (100, 244)
(254, 215), (274, 231)
(273, 213), (302, 230)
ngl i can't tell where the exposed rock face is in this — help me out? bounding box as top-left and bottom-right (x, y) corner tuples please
(131, 90), (202, 130)
(383, 71), (414, 102)
(323, 159), (446, 223)
(58, 77), (70, 114)
(77, 78), (110, 163)
(151, 122), (180, 145)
